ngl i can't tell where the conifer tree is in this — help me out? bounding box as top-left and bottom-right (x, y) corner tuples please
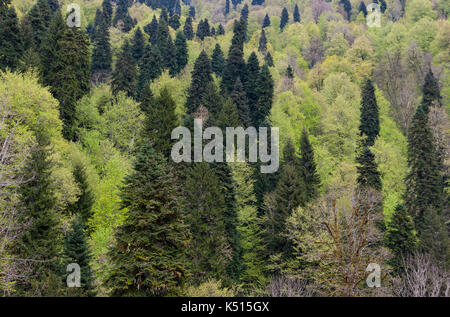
(189, 6), (195, 18)
(160, 7), (169, 22)
(131, 27), (145, 63)
(356, 146), (382, 191)
(241, 4), (249, 23)
(265, 51), (274, 66)
(216, 98), (241, 128)
(231, 78), (252, 127)
(385, 204), (417, 274)
(286, 65), (294, 79)
(211, 43), (225, 77)
(299, 129), (320, 201)
(0, 6), (23, 71)
(358, 1), (368, 17)
(102, 0), (113, 25)
(183, 16), (194, 40)
(184, 162), (229, 285)
(136, 44), (162, 100)
(16, 131), (63, 295)
(64, 221), (95, 296)
(112, 40), (137, 98)
(379, 0), (387, 13)
(91, 16), (112, 81)
(68, 163), (94, 228)
(113, 0), (130, 27)
(280, 7), (289, 31)
(169, 14), (181, 30)
(141, 87), (179, 158)
(166, 36), (178, 76)
(293, 4), (300, 22)
(253, 64), (274, 125)
(107, 142), (187, 296)
(422, 69), (442, 108)
(174, 31), (188, 75)
(144, 15), (159, 43)
(359, 78), (380, 146)
(217, 24), (225, 35)
(222, 45), (247, 94)
(245, 52), (260, 115)
(258, 29), (267, 53)
(231, 18), (246, 51)
(339, 0), (352, 21)
(26, 0), (51, 51)
(263, 13), (270, 28)
(225, 0), (230, 15)
(186, 51), (213, 114)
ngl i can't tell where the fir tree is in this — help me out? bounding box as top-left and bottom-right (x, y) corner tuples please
(339, 0), (352, 21)
(169, 14), (181, 30)
(299, 129), (320, 201)
(379, 0), (387, 13)
(144, 15), (159, 43)
(183, 16), (194, 40)
(245, 52), (260, 116)
(264, 51), (273, 66)
(211, 43), (225, 77)
(231, 18), (247, 51)
(102, 0), (113, 25)
(217, 24), (225, 35)
(166, 36), (178, 76)
(231, 78), (252, 127)
(241, 4), (249, 23)
(131, 27), (145, 63)
(222, 44), (247, 94)
(112, 40), (137, 98)
(91, 16), (112, 81)
(174, 31), (188, 75)
(68, 163), (94, 228)
(136, 44), (162, 100)
(183, 162), (228, 285)
(216, 98), (241, 128)
(286, 65), (294, 79)
(196, 19), (211, 40)
(16, 131), (63, 295)
(358, 1), (368, 17)
(0, 6), (23, 71)
(142, 87), (179, 158)
(263, 13), (270, 28)
(189, 6), (195, 18)
(64, 221), (95, 296)
(253, 64), (274, 125)
(356, 146), (382, 191)
(258, 29), (267, 53)
(422, 69), (442, 108)
(280, 7), (289, 31)
(225, 0), (230, 15)
(186, 51), (213, 114)
(106, 142), (187, 296)
(359, 78), (380, 146)
(384, 204), (417, 274)
(26, 0), (51, 51)
(293, 4), (301, 22)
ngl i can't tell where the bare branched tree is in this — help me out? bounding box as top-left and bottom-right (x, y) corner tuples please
(393, 253), (450, 297)
(266, 275), (313, 297)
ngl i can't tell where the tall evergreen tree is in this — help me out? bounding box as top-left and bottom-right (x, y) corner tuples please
(231, 78), (252, 127)
(356, 146), (382, 191)
(26, 0), (51, 51)
(280, 7), (289, 31)
(186, 51), (213, 114)
(106, 142), (187, 296)
(253, 64), (274, 125)
(211, 43), (225, 77)
(339, 0), (352, 21)
(169, 14), (181, 30)
(263, 13), (270, 28)
(358, 1), (368, 17)
(217, 24), (225, 35)
(16, 131), (63, 296)
(422, 69), (442, 108)
(68, 163), (94, 228)
(144, 15), (159, 43)
(0, 6), (23, 71)
(299, 129), (320, 201)
(264, 51), (274, 67)
(112, 40), (137, 98)
(91, 16), (112, 81)
(359, 78), (380, 146)
(131, 27), (145, 63)
(293, 4), (301, 22)
(136, 44), (162, 101)
(245, 52), (260, 115)
(222, 44), (246, 94)
(183, 16), (194, 40)
(102, 0), (113, 25)
(174, 31), (188, 75)
(225, 0), (230, 15)
(258, 29), (267, 53)
(385, 204), (417, 274)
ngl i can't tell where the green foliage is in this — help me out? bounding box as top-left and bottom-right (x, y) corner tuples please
(0, 6), (23, 71)
(68, 163), (94, 227)
(186, 51), (213, 114)
(211, 44), (225, 77)
(112, 40), (137, 98)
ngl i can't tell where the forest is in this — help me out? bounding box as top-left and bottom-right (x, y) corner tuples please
(0, 0), (448, 297)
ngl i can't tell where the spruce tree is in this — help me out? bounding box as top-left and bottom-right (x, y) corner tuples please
(166, 36), (178, 76)
(189, 6), (195, 18)
(422, 69), (442, 108)
(299, 129), (320, 201)
(356, 146), (382, 191)
(280, 7), (289, 31)
(91, 16), (112, 82)
(258, 29), (267, 53)
(68, 163), (94, 228)
(64, 221), (95, 296)
(144, 15), (159, 43)
(245, 52), (260, 116)
(0, 6), (23, 71)
(263, 13), (270, 28)
(359, 78), (380, 147)
(241, 4), (249, 23)
(174, 31), (188, 75)
(169, 14), (181, 30)
(183, 162), (228, 285)
(265, 51), (274, 66)
(131, 27), (145, 63)
(217, 24), (225, 35)
(112, 40), (137, 98)
(339, 0), (352, 21)
(211, 43), (225, 77)
(102, 0), (113, 25)
(253, 64), (274, 125)
(106, 143), (187, 296)
(16, 131), (63, 295)
(183, 16), (194, 40)
(358, 1), (368, 17)
(231, 78), (252, 127)
(385, 204), (417, 274)
(222, 44), (247, 94)
(225, 0), (230, 15)
(186, 51), (213, 114)
(293, 4), (300, 22)
(136, 44), (162, 101)
(26, 0), (51, 51)
(286, 65), (294, 78)
(141, 87), (179, 158)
